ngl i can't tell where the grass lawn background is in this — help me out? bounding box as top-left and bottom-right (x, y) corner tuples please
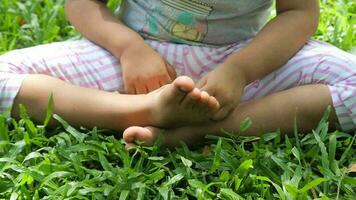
(0, 0), (355, 199)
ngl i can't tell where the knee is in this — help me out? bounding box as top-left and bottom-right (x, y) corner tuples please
(307, 53), (356, 85)
(0, 50), (32, 74)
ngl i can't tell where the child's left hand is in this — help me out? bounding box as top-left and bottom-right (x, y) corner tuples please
(197, 64), (247, 120)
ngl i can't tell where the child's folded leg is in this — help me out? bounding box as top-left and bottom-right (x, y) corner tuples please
(123, 39), (356, 147)
(123, 84), (337, 148)
(8, 73), (219, 130)
(0, 39), (124, 92)
(241, 39), (356, 132)
(0, 39), (220, 130)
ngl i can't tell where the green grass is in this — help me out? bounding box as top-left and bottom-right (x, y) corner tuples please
(0, 0), (355, 199)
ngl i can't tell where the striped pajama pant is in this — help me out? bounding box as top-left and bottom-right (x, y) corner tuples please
(0, 39), (356, 131)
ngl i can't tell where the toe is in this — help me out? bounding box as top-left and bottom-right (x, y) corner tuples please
(173, 76), (195, 93)
(199, 91), (210, 104)
(162, 76), (196, 103)
(123, 126), (157, 146)
(188, 88), (201, 100)
(123, 126), (141, 143)
(196, 91), (215, 115)
(181, 88), (201, 105)
(208, 96), (220, 111)
(125, 143), (137, 151)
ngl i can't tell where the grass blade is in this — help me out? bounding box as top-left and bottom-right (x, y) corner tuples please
(43, 93), (54, 128)
(300, 178), (327, 194)
(210, 138), (222, 173)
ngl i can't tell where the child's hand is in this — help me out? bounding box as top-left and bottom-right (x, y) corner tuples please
(120, 41), (177, 94)
(197, 64), (247, 120)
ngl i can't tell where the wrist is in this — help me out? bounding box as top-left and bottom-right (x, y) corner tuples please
(119, 39), (159, 71)
(220, 61), (249, 86)
(109, 34), (146, 58)
(222, 51), (258, 84)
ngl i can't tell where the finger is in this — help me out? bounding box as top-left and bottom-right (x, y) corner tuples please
(135, 83), (148, 94)
(145, 85), (150, 94)
(159, 75), (172, 86)
(166, 62), (177, 80)
(147, 80), (161, 92)
(125, 83), (136, 94)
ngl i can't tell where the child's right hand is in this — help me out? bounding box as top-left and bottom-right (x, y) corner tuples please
(120, 41), (177, 94)
(65, 0), (176, 94)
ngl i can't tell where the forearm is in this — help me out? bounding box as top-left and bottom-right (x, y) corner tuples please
(224, 0), (319, 84)
(65, 0), (145, 56)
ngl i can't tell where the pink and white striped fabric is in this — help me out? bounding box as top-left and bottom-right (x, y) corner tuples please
(0, 39), (355, 131)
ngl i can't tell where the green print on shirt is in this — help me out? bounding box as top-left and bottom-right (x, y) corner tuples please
(177, 12), (194, 25)
(148, 0), (213, 42)
(148, 15), (159, 34)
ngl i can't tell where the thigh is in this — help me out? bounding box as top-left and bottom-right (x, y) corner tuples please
(241, 39), (356, 131)
(0, 39), (244, 93)
(241, 39), (356, 101)
(147, 40), (247, 82)
(0, 39), (124, 92)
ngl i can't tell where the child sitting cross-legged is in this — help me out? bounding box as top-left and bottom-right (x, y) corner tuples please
(0, 0), (355, 149)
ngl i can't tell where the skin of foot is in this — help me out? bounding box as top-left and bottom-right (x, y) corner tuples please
(147, 76), (220, 128)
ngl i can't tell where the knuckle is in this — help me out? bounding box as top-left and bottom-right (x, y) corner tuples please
(126, 76), (138, 82)
(137, 77), (147, 83)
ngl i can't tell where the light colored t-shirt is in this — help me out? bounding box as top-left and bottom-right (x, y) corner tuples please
(116, 0), (273, 46)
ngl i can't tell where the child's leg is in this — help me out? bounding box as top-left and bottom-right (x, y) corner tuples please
(0, 40), (219, 130)
(12, 74), (219, 130)
(240, 40), (356, 131)
(124, 40), (356, 147)
(125, 84), (335, 147)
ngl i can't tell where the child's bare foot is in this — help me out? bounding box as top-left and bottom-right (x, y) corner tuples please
(148, 76), (220, 128)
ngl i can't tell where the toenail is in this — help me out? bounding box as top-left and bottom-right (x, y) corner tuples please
(125, 144), (136, 151)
